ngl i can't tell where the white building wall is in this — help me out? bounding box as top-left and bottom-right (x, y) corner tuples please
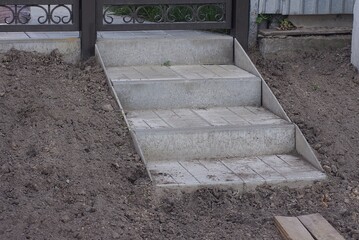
(259, 0), (356, 15)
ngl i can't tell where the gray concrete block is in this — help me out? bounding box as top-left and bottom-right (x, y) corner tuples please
(352, 1), (359, 69)
(112, 64), (261, 110)
(96, 32), (233, 67)
(114, 78), (261, 110)
(135, 124), (295, 161)
(259, 35), (352, 57)
(0, 38), (80, 63)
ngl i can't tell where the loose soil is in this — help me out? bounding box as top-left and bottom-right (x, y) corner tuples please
(0, 48), (358, 240)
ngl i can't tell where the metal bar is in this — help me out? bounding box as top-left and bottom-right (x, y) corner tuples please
(1, 0), (75, 4)
(231, 0), (250, 50)
(0, 25), (77, 32)
(96, 0), (104, 30)
(100, 22), (231, 31)
(103, 0), (227, 4)
(80, 0), (96, 59)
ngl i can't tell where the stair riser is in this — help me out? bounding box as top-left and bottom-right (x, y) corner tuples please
(135, 125), (295, 161)
(97, 38), (233, 67)
(114, 79), (261, 110)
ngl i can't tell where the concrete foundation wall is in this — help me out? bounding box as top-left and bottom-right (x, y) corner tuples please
(0, 38), (80, 63)
(352, 1), (359, 69)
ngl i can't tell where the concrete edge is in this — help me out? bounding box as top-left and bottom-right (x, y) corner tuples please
(96, 33), (234, 42)
(295, 125), (324, 172)
(234, 39), (324, 173)
(234, 39), (291, 122)
(133, 123), (294, 135)
(153, 175), (327, 196)
(95, 44), (153, 181)
(111, 77), (260, 84)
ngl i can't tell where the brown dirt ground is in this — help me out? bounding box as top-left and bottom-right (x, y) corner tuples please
(0, 48), (358, 240)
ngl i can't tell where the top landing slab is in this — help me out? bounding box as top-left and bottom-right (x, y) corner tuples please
(96, 30), (234, 67)
(97, 30), (233, 40)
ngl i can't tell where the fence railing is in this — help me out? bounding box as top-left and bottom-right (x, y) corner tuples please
(96, 0), (232, 31)
(0, 0), (250, 59)
(0, 0), (80, 32)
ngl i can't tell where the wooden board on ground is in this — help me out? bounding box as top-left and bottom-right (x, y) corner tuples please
(274, 216), (315, 240)
(258, 28), (352, 37)
(298, 214), (345, 240)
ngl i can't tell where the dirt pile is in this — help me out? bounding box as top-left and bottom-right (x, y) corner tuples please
(0, 48), (358, 239)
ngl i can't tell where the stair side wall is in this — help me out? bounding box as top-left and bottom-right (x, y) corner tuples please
(234, 39), (323, 172)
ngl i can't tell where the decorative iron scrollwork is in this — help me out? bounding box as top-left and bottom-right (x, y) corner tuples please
(0, 5), (73, 25)
(103, 4), (226, 25)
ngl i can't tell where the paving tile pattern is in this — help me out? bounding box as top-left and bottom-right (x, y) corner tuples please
(148, 155), (326, 187)
(127, 106), (288, 130)
(108, 64), (254, 81)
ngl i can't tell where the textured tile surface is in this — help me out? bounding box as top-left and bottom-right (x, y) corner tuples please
(148, 154), (326, 189)
(108, 64), (254, 81)
(127, 106), (288, 130)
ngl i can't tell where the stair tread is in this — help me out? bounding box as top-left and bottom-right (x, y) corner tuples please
(108, 64), (258, 82)
(147, 154), (326, 188)
(127, 106), (289, 131)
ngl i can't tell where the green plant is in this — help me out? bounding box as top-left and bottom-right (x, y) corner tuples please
(109, 5), (221, 23)
(162, 61), (171, 67)
(256, 14), (271, 24)
(311, 84), (320, 91)
(278, 18), (296, 30)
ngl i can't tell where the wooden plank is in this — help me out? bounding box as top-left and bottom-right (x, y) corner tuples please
(274, 216), (315, 240)
(258, 28), (352, 37)
(298, 214), (345, 240)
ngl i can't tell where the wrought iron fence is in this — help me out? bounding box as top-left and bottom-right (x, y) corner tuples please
(0, 0), (250, 59)
(0, 0), (79, 31)
(97, 0), (232, 31)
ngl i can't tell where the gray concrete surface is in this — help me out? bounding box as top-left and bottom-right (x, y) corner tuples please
(127, 106), (295, 161)
(259, 35), (352, 57)
(96, 31), (233, 67)
(111, 65), (261, 110)
(352, 1), (359, 69)
(95, 30), (326, 192)
(234, 39), (291, 122)
(135, 124), (295, 161)
(149, 154), (326, 190)
(127, 107), (288, 130)
(234, 38), (323, 173)
(0, 37), (80, 63)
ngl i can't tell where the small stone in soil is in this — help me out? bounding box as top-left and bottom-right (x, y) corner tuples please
(61, 214), (71, 223)
(323, 165), (332, 173)
(102, 104), (114, 112)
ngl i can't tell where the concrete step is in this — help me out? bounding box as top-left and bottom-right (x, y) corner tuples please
(127, 107), (295, 161)
(148, 154), (326, 191)
(96, 30), (233, 67)
(109, 65), (261, 110)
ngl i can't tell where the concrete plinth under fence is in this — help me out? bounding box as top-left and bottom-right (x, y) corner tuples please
(352, 1), (359, 69)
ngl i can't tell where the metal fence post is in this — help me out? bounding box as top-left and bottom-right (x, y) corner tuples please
(232, 0), (250, 50)
(80, 0), (97, 59)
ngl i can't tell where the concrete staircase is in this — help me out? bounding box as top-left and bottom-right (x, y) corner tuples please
(96, 30), (325, 192)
